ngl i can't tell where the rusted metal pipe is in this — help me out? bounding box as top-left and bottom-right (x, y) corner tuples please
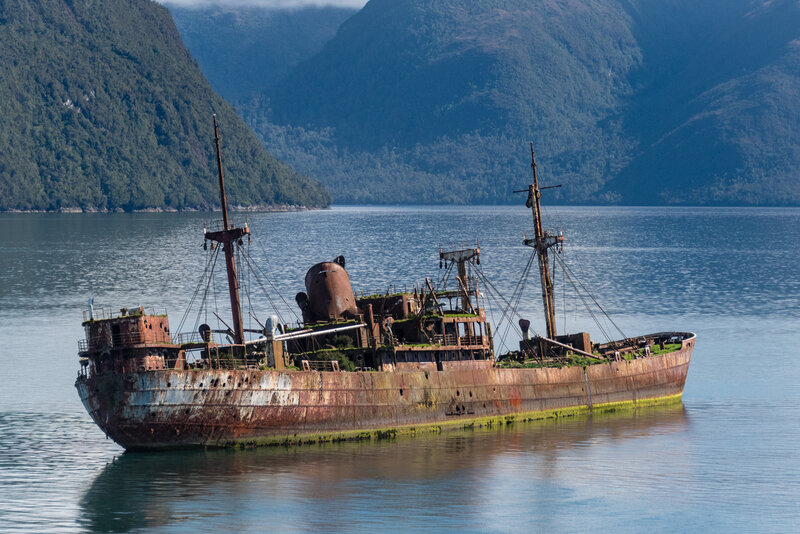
(274, 323), (364, 342)
(246, 323), (366, 345)
(536, 336), (605, 360)
(425, 277), (442, 313)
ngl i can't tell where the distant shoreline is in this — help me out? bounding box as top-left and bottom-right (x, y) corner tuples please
(0, 204), (330, 214)
(4, 203), (800, 214)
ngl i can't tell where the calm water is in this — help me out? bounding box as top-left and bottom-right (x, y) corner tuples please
(1, 205), (799, 532)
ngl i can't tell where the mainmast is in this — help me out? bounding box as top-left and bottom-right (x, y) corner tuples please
(523, 142), (563, 339)
(204, 115), (249, 345)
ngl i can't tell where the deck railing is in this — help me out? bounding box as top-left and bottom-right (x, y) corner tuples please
(171, 331), (235, 346)
(78, 331), (172, 353)
(301, 360), (340, 372)
(433, 334), (457, 345)
(82, 306), (168, 322)
(168, 355), (265, 370)
(204, 218), (247, 233)
(460, 335), (485, 346)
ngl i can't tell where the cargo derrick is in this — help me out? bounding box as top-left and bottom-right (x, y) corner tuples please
(287, 246), (494, 372)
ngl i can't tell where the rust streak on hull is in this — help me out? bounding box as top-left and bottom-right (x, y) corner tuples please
(76, 338), (693, 450)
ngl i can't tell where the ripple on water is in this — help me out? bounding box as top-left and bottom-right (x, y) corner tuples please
(1, 207), (800, 532)
(0, 412), (120, 532)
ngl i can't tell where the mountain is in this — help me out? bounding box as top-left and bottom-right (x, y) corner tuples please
(609, 0), (800, 204)
(0, 0), (330, 212)
(270, 1), (637, 150)
(173, 0), (800, 206)
(256, 0), (641, 204)
(166, 4), (356, 104)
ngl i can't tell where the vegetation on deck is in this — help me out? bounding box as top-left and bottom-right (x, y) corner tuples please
(497, 343), (683, 369)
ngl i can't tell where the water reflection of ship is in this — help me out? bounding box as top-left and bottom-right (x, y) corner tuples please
(79, 404), (688, 532)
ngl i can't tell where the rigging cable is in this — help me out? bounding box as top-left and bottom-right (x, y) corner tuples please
(473, 263), (537, 342)
(192, 246), (222, 336)
(562, 249), (568, 334)
(495, 249), (537, 347)
(250, 237), (302, 323)
(481, 282), (511, 353)
(239, 247), (290, 324)
(187, 245), (221, 338)
(553, 252), (627, 341)
(241, 242), (254, 334)
(486, 283), (525, 352)
(551, 252), (613, 343)
(175, 244), (220, 336)
(438, 260), (455, 290)
(211, 251), (219, 333)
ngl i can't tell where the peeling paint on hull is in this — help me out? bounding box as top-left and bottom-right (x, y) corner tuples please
(76, 339), (693, 450)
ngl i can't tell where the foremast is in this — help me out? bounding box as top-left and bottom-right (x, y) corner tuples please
(523, 142), (563, 339)
(204, 115), (250, 345)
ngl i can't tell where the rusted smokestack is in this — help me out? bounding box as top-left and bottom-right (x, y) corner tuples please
(301, 256), (358, 322)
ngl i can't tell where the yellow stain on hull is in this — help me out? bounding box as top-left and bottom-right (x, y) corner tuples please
(216, 392), (685, 449)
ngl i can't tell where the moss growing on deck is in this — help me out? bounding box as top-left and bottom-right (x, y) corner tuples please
(650, 343), (682, 355)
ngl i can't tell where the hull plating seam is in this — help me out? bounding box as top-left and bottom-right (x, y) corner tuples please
(77, 347), (691, 450)
(132, 393), (686, 449)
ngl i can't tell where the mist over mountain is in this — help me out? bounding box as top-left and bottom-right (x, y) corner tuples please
(180, 0), (800, 205)
(167, 4), (356, 103)
(162, 1), (366, 7)
(0, 0), (330, 212)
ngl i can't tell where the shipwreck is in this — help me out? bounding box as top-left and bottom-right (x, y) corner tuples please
(75, 118), (694, 450)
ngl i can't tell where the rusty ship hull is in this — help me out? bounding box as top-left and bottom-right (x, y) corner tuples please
(76, 333), (693, 450)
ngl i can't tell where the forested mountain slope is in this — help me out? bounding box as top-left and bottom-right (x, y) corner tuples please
(176, 0), (800, 205)
(256, 0), (640, 204)
(0, 0), (330, 211)
(610, 0), (800, 204)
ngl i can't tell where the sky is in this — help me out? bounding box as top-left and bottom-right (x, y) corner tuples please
(160, 0), (368, 8)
